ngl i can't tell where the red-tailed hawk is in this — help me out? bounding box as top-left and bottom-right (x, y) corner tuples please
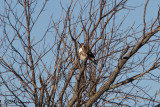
(79, 43), (97, 64)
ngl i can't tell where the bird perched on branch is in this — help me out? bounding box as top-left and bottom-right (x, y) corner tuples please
(78, 43), (97, 64)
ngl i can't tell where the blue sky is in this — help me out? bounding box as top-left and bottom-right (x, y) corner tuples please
(37, 0), (160, 105)
(0, 0), (160, 106)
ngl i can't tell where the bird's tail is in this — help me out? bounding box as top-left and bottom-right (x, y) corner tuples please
(90, 58), (98, 65)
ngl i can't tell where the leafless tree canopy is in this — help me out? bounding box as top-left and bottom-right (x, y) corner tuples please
(0, 0), (160, 107)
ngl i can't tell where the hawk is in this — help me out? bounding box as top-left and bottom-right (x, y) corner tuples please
(78, 43), (97, 64)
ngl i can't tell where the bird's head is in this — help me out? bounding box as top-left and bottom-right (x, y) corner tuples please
(80, 43), (85, 48)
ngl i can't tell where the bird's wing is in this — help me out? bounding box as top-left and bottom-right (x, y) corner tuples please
(83, 45), (95, 58)
(87, 50), (95, 58)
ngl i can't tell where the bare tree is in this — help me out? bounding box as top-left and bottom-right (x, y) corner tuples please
(0, 0), (160, 107)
